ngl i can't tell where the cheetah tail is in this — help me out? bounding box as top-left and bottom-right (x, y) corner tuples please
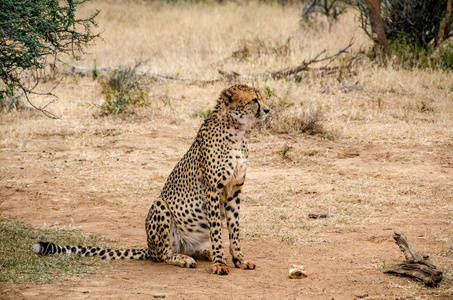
(33, 241), (149, 260)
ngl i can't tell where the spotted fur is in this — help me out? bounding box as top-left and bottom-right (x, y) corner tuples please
(34, 84), (269, 275)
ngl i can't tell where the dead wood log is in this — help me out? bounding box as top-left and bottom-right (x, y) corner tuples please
(58, 66), (185, 81)
(270, 38), (358, 80)
(270, 50), (325, 79)
(384, 231), (443, 287)
(392, 231), (428, 262)
(187, 79), (222, 86)
(59, 66), (227, 86)
(59, 66), (115, 75)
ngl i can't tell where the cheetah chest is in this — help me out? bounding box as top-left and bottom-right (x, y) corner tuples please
(219, 149), (247, 211)
(229, 149), (247, 185)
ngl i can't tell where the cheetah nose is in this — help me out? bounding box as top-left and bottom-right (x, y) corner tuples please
(264, 109), (270, 114)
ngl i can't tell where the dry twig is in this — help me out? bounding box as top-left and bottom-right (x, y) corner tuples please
(218, 39), (361, 83)
(59, 66), (185, 82)
(270, 38), (356, 79)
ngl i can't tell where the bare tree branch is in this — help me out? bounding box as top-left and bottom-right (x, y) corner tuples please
(20, 87), (60, 119)
(270, 38), (355, 79)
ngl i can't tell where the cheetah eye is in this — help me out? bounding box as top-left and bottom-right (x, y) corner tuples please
(252, 98), (258, 103)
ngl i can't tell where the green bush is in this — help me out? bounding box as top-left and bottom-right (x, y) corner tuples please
(356, 0), (451, 50)
(383, 36), (453, 70)
(99, 62), (147, 115)
(387, 36), (430, 69)
(0, 0), (99, 111)
(355, 0), (453, 69)
(438, 40), (453, 70)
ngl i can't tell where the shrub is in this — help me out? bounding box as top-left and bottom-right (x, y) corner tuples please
(0, 0), (99, 113)
(355, 0), (453, 68)
(386, 36), (430, 69)
(99, 62), (147, 115)
(356, 0), (452, 50)
(194, 108), (213, 119)
(300, 0), (349, 24)
(437, 40), (453, 70)
(257, 101), (329, 136)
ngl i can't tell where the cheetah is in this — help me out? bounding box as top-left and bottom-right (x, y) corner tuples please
(33, 84), (269, 275)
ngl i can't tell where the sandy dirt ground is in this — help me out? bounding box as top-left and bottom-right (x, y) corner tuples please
(1, 117), (452, 299)
(0, 2), (452, 298)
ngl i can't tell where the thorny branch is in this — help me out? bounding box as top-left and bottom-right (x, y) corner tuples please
(20, 86), (60, 119)
(270, 38), (356, 79)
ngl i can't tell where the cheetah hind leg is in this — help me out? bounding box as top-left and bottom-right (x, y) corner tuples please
(146, 200), (196, 268)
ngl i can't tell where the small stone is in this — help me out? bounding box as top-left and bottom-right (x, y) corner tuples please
(154, 293), (166, 298)
(289, 264), (307, 279)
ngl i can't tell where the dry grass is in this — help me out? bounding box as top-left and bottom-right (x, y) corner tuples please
(1, 1), (451, 147)
(0, 219), (111, 283)
(0, 1), (452, 297)
(0, 0), (451, 221)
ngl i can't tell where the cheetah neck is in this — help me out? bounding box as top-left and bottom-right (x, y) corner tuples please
(207, 111), (246, 146)
(224, 112), (247, 136)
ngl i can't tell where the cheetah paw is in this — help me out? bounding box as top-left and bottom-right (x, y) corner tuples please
(183, 257), (197, 268)
(212, 262), (229, 275)
(234, 259), (256, 270)
(166, 254), (197, 268)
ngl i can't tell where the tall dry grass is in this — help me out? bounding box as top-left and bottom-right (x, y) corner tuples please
(0, 0), (450, 157)
(2, 1), (450, 147)
(73, 1), (366, 76)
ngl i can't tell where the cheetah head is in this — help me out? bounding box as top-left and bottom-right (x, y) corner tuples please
(218, 84), (269, 126)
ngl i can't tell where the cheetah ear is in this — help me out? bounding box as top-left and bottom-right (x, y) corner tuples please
(221, 89), (234, 106)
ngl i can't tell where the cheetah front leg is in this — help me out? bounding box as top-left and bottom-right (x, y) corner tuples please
(225, 183), (256, 270)
(206, 187), (229, 275)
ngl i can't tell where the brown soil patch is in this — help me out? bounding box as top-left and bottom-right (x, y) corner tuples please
(1, 124), (452, 299)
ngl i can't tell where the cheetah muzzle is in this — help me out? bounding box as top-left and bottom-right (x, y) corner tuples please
(33, 84), (270, 275)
